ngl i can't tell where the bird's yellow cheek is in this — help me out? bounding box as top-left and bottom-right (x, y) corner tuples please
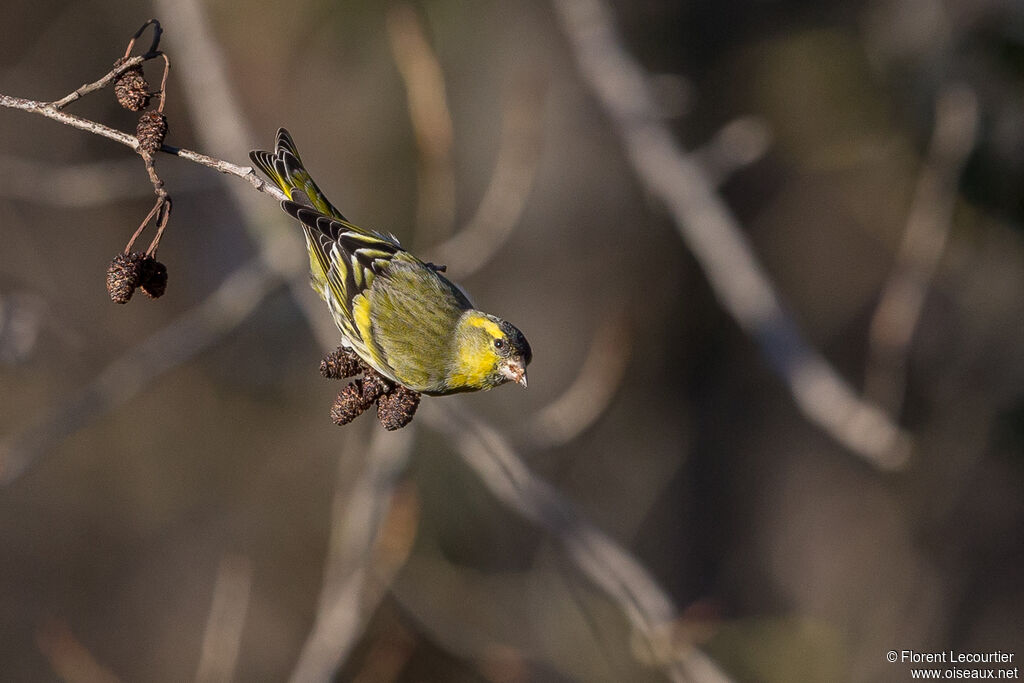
(449, 346), (499, 390)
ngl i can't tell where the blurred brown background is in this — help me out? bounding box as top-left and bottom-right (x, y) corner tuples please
(1, 0), (1023, 681)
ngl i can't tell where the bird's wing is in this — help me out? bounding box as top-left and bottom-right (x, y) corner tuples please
(282, 201), (412, 376)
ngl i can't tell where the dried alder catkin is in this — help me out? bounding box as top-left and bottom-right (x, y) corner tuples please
(376, 386), (421, 431)
(112, 58), (150, 111)
(136, 111), (168, 155)
(106, 251), (147, 303)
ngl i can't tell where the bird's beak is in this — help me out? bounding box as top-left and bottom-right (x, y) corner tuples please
(501, 359), (528, 388)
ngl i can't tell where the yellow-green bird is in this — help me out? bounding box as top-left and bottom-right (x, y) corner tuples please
(250, 128), (531, 395)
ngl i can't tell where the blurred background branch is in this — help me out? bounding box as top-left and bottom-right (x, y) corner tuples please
(194, 554), (252, 683)
(387, 3), (457, 246)
(0, 256), (279, 483)
(865, 83), (979, 417)
(521, 307), (631, 450)
(551, 0), (911, 470)
(422, 402), (733, 683)
(36, 620), (122, 683)
(290, 427), (417, 683)
(423, 72), (546, 280)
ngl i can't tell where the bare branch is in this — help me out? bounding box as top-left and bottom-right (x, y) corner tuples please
(50, 55), (146, 110)
(865, 84), (978, 416)
(551, 0), (912, 470)
(164, 144), (286, 201)
(0, 94), (286, 202)
(1, 93), (138, 147)
(122, 19), (164, 61)
(155, 53), (170, 114)
(195, 554), (253, 683)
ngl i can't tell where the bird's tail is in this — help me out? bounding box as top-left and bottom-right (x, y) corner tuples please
(249, 128), (346, 220)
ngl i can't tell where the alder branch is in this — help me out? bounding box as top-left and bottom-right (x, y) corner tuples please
(50, 55), (147, 110)
(0, 94), (285, 202)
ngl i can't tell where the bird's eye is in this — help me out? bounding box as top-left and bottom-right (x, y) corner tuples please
(493, 338), (505, 351)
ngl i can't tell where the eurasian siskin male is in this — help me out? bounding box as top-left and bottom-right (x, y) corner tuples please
(250, 129), (531, 398)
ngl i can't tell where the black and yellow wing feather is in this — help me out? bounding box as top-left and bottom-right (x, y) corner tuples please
(249, 128), (345, 218)
(250, 129), (472, 390)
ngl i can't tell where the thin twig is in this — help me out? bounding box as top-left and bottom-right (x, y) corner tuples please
(3, 93), (139, 146)
(0, 93), (287, 202)
(551, 0), (912, 470)
(164, 144), (287, 201)
(123, 19), (163, 60)
(387, 3), (457, 245)
(49, 55), (146, 110)
(145, 197), (171, 255)
(194, 554), (253, 683)
(139, 155), (171, 254)
(124, 198), (163, 253)
(156, 53), (171, 113)
(864, 84), (978, 416)
(143, 154), (168, 200)
(421, 402), (733, 683)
